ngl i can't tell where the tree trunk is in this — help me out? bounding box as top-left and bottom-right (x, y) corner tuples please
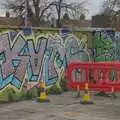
(57, 0), (62, 28)
(33, 0), (41, 26)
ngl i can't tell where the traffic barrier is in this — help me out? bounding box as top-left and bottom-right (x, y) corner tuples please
(65, 62), (120, 93)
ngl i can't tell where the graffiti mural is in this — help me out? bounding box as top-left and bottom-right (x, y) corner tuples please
(0, 29), (90, 92)
(114, 32), (120, 60)
(93, 30), (120, 63)
(93, 30), (116, 61)
(0, 32), (29, 90)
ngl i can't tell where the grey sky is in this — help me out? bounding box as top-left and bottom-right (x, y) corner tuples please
(0, 0), (104, 19)
(86, 0), (104, 19)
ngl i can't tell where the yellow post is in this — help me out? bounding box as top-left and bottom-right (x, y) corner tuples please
(83, 83), (90, 102)
(39, 82), (47, 100)
(80, 83), (94, 104)
(36, 81), (50, 102)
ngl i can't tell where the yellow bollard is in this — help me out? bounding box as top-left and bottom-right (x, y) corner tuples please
(36, 81), (50, 102)
(80, 83), (94, 104)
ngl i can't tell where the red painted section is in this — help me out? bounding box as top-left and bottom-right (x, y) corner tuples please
(65, 62), (120, 92)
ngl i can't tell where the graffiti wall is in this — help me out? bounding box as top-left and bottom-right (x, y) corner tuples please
(0, 28), (91, 93)
(93, 30), (120, 61)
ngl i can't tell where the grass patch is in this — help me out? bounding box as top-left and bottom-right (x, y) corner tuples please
(60, 76), (68, 92)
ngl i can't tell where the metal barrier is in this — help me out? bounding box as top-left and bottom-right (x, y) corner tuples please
(65, 62), (120, 92)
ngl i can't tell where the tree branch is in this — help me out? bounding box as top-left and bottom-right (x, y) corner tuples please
(39, 2), (57, 19)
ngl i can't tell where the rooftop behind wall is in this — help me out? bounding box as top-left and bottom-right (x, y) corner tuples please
(92, 15), (111, 28)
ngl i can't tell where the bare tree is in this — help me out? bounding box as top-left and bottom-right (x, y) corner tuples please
(4, 0), (87, 27)
(67, 1), (88, 20)
(80, 14), (86, 20)
(101, 0), (120, 30)
(101, 0), (118, 15)
(4, 0), (25, 17)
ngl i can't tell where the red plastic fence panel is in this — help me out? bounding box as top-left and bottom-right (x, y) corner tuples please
(65, 62), (120, 92)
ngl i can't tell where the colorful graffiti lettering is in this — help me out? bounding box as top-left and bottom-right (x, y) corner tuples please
(0, 29), (89, 91)
(93, 30), (120, 62)
(93, 30), (115, 61)
(0, 32), (29, 90)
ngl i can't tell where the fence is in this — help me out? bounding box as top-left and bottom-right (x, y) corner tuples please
(65, 62), (120, 92)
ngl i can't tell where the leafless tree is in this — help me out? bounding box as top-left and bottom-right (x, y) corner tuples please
(4, 0), (88, 27)
(101, 0), (120, 30)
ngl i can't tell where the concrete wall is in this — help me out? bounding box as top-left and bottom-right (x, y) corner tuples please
(0, 27), (119, 101)
(0, 28), (92, 93)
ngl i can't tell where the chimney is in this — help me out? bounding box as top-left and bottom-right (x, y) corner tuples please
(6, 11), (10, 18)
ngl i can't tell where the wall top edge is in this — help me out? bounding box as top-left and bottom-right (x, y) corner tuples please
(0, 25), (115, 32)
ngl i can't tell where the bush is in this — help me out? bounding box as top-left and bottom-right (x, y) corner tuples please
(0, 88), (18, 103)
(17, 90), (27, 101)
(0, 87), (39, 103)
(25, 87), (38, 100)
(60, 76), (68, 92)
(48, 84), (62, 95)
(36, 87), (41, 96)
(8, 92), (14, 102)
(7, 88), (19, 102)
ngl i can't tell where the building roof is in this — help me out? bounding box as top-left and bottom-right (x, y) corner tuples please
(61, 19), (91, 28)
(92, 15), (111, 28)
(0, 16), (91, 28)
(0, 17), (20, 26)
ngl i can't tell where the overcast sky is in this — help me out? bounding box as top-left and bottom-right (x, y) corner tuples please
(86, 0), (105, 19)
(0, 0), (104, 19)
